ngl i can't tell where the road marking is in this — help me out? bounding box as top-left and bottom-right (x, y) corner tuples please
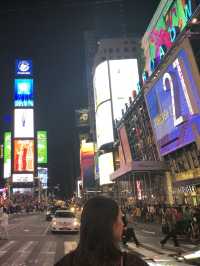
(2, 241), (38, 266)
(127, 242), (161, 259)
(142, 230), (156, 235)
(42, 223), (51, 236)
(34, 241), (56, 266)
(0, 241), (16, 258)
(64, 241), (77, 255)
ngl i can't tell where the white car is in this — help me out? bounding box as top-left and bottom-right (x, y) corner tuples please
(51, 210), (80, 233)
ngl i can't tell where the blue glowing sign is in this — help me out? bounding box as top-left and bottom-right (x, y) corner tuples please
(16, 60), (32, 76)
(14, 79), (34, 107)
(145, 48), (200, 156)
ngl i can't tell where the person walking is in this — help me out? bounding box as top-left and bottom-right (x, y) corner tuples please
(55, 196), (148, 266)
(122, 211), (140, 247)
(0, 208), (9, 240)
(160, 207), (179, 247)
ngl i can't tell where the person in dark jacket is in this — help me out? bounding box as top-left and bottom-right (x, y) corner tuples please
(55, 196), (147, 266)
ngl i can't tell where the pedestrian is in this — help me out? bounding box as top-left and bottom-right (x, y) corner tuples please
(54, 196), (148, 266)
(122, 212), (140, 247)
(160, 207), (179, 247)
(0, 208), (9, 240)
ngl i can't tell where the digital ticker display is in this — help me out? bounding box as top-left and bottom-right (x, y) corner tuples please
(145, 48), (200, 156)
(14, 79), (33, 107)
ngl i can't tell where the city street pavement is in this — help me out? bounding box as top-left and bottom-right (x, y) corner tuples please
(0, 213), (197, 265)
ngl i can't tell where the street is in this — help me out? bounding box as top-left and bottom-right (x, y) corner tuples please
(0, 213), (197, 265)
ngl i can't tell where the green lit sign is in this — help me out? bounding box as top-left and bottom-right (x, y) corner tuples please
(37, 131), (47, 164)
(3, 132), (11, 178)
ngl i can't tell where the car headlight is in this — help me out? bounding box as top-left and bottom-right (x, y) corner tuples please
(52, 221), (57, 226)
(70, 207), (75, 212)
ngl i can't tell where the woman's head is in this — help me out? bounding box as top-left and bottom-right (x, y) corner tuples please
(78, 196), (123, 258)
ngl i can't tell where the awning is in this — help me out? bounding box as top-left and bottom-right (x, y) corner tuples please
(110, 160), (169, 181)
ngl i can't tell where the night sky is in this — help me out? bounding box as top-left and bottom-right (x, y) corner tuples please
(0, 0), (160, 198)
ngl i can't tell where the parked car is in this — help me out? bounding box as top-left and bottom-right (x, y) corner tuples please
(46, 206), (58, 221)
(51, 210), (80, 233)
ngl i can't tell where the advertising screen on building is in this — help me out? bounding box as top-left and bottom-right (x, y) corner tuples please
(99, 152), (114, 186)
(38, 167), (48, 189)
(95, 100), (114, 149)
(118, 125), (132, 165)
(142, 0), (200, 76)
(37, 131), (47, 164)
(16, 60), (32, 76)
(80, 141), (95, 189)
(13, 140), (34, 172)
(12, 173), (33, 182)
(145, 47), (200, 156)
(14, 109), (34, 138)
(109, 59), (139, 120)
(3, 132), (11, 178)
(94, 61), (110, 109)
(75, 109), (89, 127)
(14, 79), (33, 107)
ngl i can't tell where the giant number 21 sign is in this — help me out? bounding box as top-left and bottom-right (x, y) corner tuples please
(145, 46), (200, 156)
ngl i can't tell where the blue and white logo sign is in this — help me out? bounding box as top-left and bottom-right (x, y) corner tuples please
(16, 60), (32, 76)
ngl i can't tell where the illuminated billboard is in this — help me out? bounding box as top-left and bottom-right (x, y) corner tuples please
(12, 173), (33, 182)
(145, 46), (200, 156)
(38, 167), (48, 189)
(14, 79), (33, 107)
(14, 109), (34, 138)
(95, 101), (114, 149)
(80, 141), (95, 188)
(109, 59), (139, 120)
(37, 131), (48, 164)
(94, 59), (139, 120)
(142, 0), (200, 76)
(75, 109), (89, 127)
(3, 132), (11, 178)
(118, 125), (132, 165)
(13, 140), (34, 172)
(99, 152), (114, 186)
(16, 60), (32, 76)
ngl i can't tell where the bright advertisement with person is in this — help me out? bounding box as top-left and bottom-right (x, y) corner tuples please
(3, 132), (11, 179)
(14, 79), (33, 107)
(145, 48), (200, 156)
(14, 109), (34, 138)
(13, 140), (34, 172)
(37, 131), (48, 164)
(37, 167), (48, 189)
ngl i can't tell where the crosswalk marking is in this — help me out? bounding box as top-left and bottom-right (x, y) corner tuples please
(2, 241), (38, 266)
(64, 241), (77, 255)
(0, 241), (16, 258)
(34, 241), (57, 266)
(128, 242), (160, 259)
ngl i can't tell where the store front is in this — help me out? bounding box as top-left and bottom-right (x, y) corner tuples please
(173, 178), (200, 206)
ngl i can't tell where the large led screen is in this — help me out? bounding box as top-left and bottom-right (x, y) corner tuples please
(99, 152), (114, 186)
(38, 167), (48, 189)
(109, 59), (139, 120)
(3, 132), (11, 178)
(14, 109), (34, 138)
(12, 173), (33, 182)
(37, 131), (48, 164)
(14, 79), (33, 107)
(142, 0), (199, 76)
(80, 141), (95, 189)
(94, 61), (110, 109)
(14, 140), (34, 172)
(95, 100), (114, 149)
(145, 48), (200, 156)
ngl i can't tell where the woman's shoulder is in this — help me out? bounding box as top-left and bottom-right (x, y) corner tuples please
(124, 252), (148, 266)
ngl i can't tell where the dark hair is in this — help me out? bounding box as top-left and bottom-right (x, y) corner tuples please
(74, 196), (122, 266)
